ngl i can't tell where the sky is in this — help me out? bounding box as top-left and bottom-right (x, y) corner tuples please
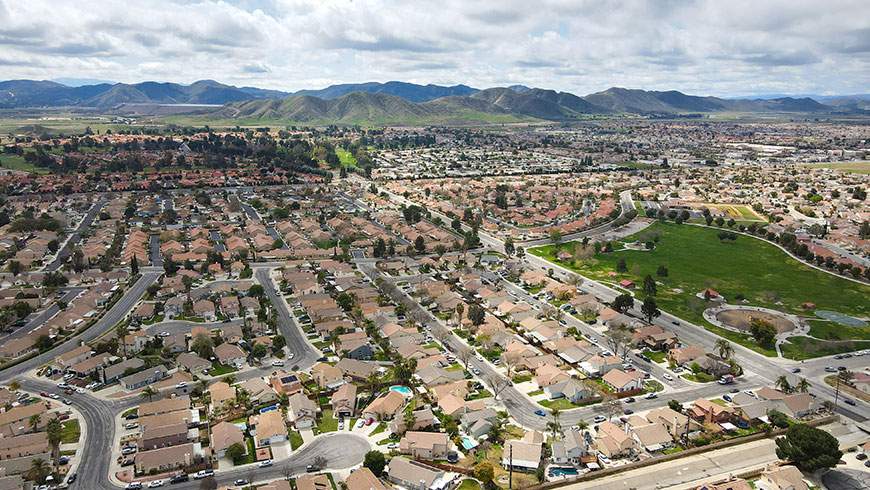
(0, 0), (868, 97)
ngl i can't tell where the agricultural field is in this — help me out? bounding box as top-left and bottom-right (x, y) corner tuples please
(530, 221), (870, 358)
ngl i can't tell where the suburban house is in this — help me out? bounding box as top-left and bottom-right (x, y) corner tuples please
(387, 457), (450, 490)
(210, 421), (245, 459)
(251, 410), (287, 446)
(120, 365), (168, 391)
(362, 391), (405, 421)
(502, 431), (544, 472)
(602, 369), (645, 392)
(214, 343), (246, 368)
(287, 393), (318, 430)
(398, 431), (449, 459)
(330, 383), (357, 419)
(134, 442), (204, 475)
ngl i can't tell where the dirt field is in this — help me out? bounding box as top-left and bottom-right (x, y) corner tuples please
(715, 308), (796, 333)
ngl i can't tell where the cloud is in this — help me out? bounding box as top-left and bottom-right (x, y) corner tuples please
(0, 0), (864, 96)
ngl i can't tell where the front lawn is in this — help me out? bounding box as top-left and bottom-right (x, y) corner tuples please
(61, 420), (81, 444)
(682, 372), (717, 383)
(289, 430), (304, 450)
(642, 349), (667, 363)
(210, 363), (238, 376)
(317, 409), (338, 433)
(458, 480), (481, 490)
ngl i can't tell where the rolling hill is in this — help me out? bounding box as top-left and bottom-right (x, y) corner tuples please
(292, 81), (478, 102)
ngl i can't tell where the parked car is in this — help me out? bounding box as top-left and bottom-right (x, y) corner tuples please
(593, 415), (607, 423)
(148, 480), (165, 488)
(126, 483), (142, 490)
(645, 392), (657, 400)
(234, 480), (249, 486)
(259, 459), (273, 468)
(169, 474), (189, 484)
(624, 397), (635, 403)
(192, 470), (214, 479)
(534, 409), (546, 417)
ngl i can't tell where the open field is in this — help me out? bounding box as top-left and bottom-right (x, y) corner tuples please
(530, 221), (870, 358)
(699, 203), (766, 222)
(0, 115), (132, 137)
(799, 161), (870, 175)
(0, 154), (50, 174)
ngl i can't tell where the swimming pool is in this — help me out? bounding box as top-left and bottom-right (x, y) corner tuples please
(548, 467), (578, 477)
(461, 436), (479, 451)
(389, 385), (412, 396)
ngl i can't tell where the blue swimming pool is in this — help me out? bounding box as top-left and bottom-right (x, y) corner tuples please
(548, 467), (578, 477)
(461, 436), (479, 451)
(389, 385), (412, 396)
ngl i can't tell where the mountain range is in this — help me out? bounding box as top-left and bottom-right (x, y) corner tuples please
(0, 79), (864, 124)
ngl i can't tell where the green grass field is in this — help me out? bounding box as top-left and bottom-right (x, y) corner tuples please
(336, 148), (358, 168)
(0, 154), (50, 174)
(530, 222), (870, 358)
(61, 420), (81, 444)
(800, 161), (870, 175)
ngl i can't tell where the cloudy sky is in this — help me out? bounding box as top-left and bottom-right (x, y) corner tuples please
(1, 0), (868, 96)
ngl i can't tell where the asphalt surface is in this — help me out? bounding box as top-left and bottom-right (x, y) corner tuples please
(210, 230), (227, 253)
(44, 198), (106, 272)
(253, 267), (321, 370)
(0, 287), (86, 344)
(149, 234), (163, 267)
(142, 318), (244, 336)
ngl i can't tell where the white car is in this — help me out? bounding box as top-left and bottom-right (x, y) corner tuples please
(355, 419), (365, 429)
(49, 393), (60, 400)
(593, 415), (607, 423)
(271, 359), (285, 367)
(288, 353), (295, 359)
(338, 420), (345, 430)
(75, 387), (86, 394)
(662, 373), (674, 381)
(193, 470), (214, 479)
(258, 459), (273, 468)
(126, 483), (142, 490)
(159, 331), (170, 337)
(148, 480), (165, 488)
(175, 382), (187, 389)
(386, 442), (399, 450)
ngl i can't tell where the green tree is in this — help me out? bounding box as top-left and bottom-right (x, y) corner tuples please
(140, 386), (158, 402)
(668, 400), (683, 412)
(768, 409), (789, 429)
(131, 254), (139, 276)
(775, 375), (792, 394)
(775, 423), (842, 472)
(749, 319), (777, 349)
(611, 293), (634, 314)
(467, 304), (485, 326)
(642, 275), (657, 297)
(363, 450), (386, 476)
(616, 258), (627, 272)
(714, 339), (733, 360)
(656, 264), (668, 277)
(414, 235), (426, 253)
(191, 333), (214, 359)
(248, 284), (265, 297)
(26, 458), (50, 483)
(641, 296), (660, 323)
(46, 417), (62, 463)
(225, 442), (246, 463)
(473, 461), (495, 488)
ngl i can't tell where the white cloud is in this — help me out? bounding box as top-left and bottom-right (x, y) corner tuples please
(0, 0), (866, 95)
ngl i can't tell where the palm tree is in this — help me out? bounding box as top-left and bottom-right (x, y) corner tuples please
(8, 380), (20, 392)
(225, 374), (237, 386)
(454, 303), (465, 327)
(575, 420), (589, 431)
(28, 414), (41, 433)
(116, 324), (127, 357)
(46, 418), (62, 464)
(547, 408), (562, 440)
(140, 386), (158, 402)
(774, 375), (792, 394)
(714, 339), (733, 360)
(796, 378), (811, 393)
(27, 458), (50, 483)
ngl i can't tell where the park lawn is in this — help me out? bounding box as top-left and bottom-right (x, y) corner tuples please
(800, 161), (870, 175)
(530, 221), (870, 355)
(780, 336), (870, 361)
(0, 154), (50, 174)
(61, 420), (81, 444)
(807, 319), (870, 341)
(336, 148), (358, 168)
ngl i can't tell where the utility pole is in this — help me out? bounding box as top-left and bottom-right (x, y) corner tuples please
(508, 443), (513, 490)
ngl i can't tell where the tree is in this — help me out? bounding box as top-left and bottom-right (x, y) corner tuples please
(549, 228), (563, 249)
(714, 339), (733, 360)
(611, 293), (634, 314)
(605, 326), (633, 361)
(616, 258), (627, 272)
(456, 346), (473, 370)
(131, 254), (139, 275)
(454, 303), (465, 326)
(796, 378), (811, 393)
(248, 284), (265, 297)
(485, 374), (511, 400)
(642, 275), (657, 297)
(749, 319), (777, 349)
(767, 409), (789, 429)
(504, 237), (515, 256)
(26, 458), (50, 483)
(656, 264), (668, 277)
(467, 304), (485, 326)
(251, 342), (268, 360)
(225, 442), (246, 463)
(775, 423), (842, 472)
(46, 417), (62, 464)
(668, 400), (683, 412)
(547, 408), (562, 440)
(473, 461), (495, 488)
(775, 375), (792, 394)
(641, 296), (660, 323)
(163, 254), (178, 275)
(7, 260), (22, 276)
(191, 333), (214, 359)
(28, 413), (41, 433)
(140, 386), (158, 402)
(363, 450), (386, 477)
(414, 235), (426, 253)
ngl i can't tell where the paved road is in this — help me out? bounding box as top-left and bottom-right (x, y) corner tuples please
(44, 198), (106, 272)
(266, 226), (288, 249)
(210, 230), (227, 253)
(0, 272), (161, 380)
(0, 287), (86, 344)
(253, 268), (321, 370)
(149, 234), (163, 267)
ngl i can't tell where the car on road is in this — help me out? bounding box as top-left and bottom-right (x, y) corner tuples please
(148, 480), (165, 488)
(471, 368), (481, 375)
(723, 394), (733, 402)
(387, 442), (399, 450)
(593, 415), (607, 423)
(234, 479), (249, 486)
(825, 366), (838, 372)
(645, 392), (657, 399)
(159, 331), (170, 337)
(271, 359), (285, 367)
(192, 470), (214, 479)
(49, 393), (60, 400)
(534, 409), (546, 417)
(624, 397), (635, 403)
(790, 368), (801, 373)
(623, 408), (634, 415)
(258, 459), (273, 468)
(288, 352), (295, 359)
(175, 382), (187, 389)
(169, 474), (189, 484)
(306, 464), (320, 472)
(126, 483), (143, 490)
(662, 374), (673, 381)
(67, 473), (77, 484)
(62, 398), (72, 405)
(843, 398), (856, 406)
